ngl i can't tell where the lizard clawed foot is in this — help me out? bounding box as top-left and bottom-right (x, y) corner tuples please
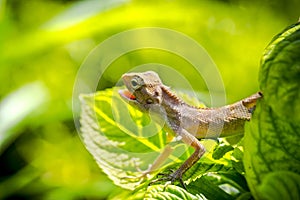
(149, 169), (187, 190)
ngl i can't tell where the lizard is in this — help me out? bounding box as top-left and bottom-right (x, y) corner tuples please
(118, 71), (262, 188)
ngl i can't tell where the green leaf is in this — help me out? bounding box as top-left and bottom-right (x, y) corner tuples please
(244, 100), (300, 198)
(225, 134), (244, 145)
(236, 192), (252, 200)
(232, 147), (243, 162)
(244, 22), (300, 199)
(145, 185), (199, 200)
(259, 22), (300, 123)
(231, 147), (245, 175)
(218, 171), (249, 193)
(258, 171), (300, 200)
(212, 143), (234, 160)
(188, 175), (233, 200)
(182, 159), (231, 181)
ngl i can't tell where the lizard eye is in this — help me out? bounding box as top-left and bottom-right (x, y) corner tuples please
(131, 78), (139, 89)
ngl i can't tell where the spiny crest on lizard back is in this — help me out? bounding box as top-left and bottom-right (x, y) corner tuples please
(161, 86), (186, 105)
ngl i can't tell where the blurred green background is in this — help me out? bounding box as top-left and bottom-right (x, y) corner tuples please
(0, 0), (299, 199)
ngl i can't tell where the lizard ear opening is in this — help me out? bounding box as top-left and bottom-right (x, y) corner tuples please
(153, 89), (162, 104)
(154, 95), (162, 104)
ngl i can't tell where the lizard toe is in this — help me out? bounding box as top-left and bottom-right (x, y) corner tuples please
(149, 170), (187, 189)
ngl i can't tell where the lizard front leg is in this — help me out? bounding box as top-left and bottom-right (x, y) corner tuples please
(153, 128), (206, 189)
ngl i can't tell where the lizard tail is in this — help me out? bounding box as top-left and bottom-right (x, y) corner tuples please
(242, 91), (263, 113)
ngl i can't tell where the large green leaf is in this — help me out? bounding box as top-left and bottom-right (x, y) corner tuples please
(244, 22), (300, 199)
(80, 87), (193, 190)
(259, 22), (300, 123)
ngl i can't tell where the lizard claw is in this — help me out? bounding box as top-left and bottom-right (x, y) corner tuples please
(149, 170), (187, 190)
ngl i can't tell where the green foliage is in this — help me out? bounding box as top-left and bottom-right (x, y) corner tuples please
(260, 23), (300, 123)
(0, 82), (48, 154)
(212, 143), (234, 160)
(258, 171), (300, 200)
(244, 22), (300, 199)
(1, 0), (299, 199)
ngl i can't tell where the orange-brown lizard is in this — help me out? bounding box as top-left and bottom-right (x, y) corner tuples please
(119, 71), (262, 188)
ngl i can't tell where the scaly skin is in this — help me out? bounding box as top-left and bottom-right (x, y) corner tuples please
(119, 71), (262, 188)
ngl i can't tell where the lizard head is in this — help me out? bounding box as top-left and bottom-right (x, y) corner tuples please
(119, 71), (163, 112)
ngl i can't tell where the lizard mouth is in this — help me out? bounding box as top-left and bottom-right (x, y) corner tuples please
(118, 89), (136, 101)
